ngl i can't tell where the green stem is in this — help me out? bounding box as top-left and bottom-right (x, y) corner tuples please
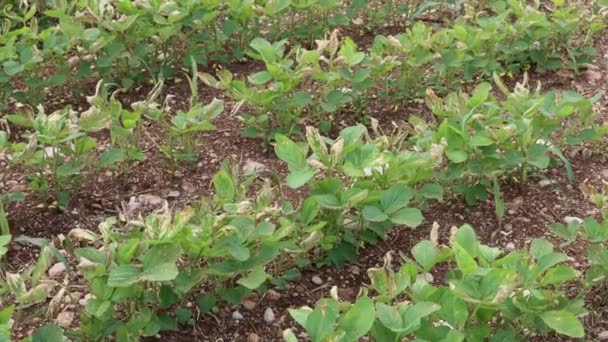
(51, 143), (61, 210)
(0, 197), (8, 235)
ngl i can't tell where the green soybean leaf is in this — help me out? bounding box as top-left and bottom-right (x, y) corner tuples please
(412, 240), (439, 271)
(469, 82), (491, 107)
(549, 222), (580, 243)
(362, 206), (389, 222)
(175, 308), (192, 324)
(439, 292), (468, 328)
(5, 113), (32, 128)
(32, 324), (64, 342)
(535, 253), (568, 274)
(453, 243), (478, 274)
(236, 266), (267, 289)
(83, 28), (101, 41)
(248, 71), (273, 85)
(2, 61), (24, 76)
(587, 244), (608, 267)
(213, 169), (236, 202)
(453, 225), (480, 255)
(306, 299), (339, 342)
(421, 182), (444, 201)
(140, 263), (179, 282)
(530, 238), (554, 259)
(196, 294), (216, 314)
(75, 247), (107, 264)
(314, 194), (342, 209)
(117, 239), (139, 264)
(540, 266), (577, 286)
(287, 168), (317, 189)
(490, 329), (517, 342)
(378, 302), (440, 334)
(100, 148), (126, 167)
(159, 285), (178, 309)
(339, 38), (365, 66)
(471, 133), (494, 147)
(390, 208), (423, 227)
(526, 144), (550, 169)
(158, 313), (177, 331)
(108, 265), (141, 287)
(0, 305), (13, 324)
(376, 303), (403, 332)
(381, 184), (413, 214)
(404, 302), (441, 323)
(288, 307), (312, 328)
(337, 296), (375, 341)
(275, 135), (308, 170)
(540, 310), (584, 338)
(446, 149), (468, 163)
(583, 217), (608, 242)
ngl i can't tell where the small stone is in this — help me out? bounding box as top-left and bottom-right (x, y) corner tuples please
(585, 69), (602, 84)
(423, 273), (434, 283)
(505, 242), (516, 252)
(56, 311), (74, 328)
(263, 308), (275, 323)
(598, 331), (608, 340)
(564, 216), (583, 224)
(247, 333), (260, 342)
(266, 289), (281, 301)
(232, 311), (244, 320)
(505, 197), (524, 211)
(538, 179), (556, 187)
(167, 190), (180, 198)
(48, 262), (66, 277)
(242, 299), (256, 311)
(504, 224), (513, 231)
(311, 276), (323, 285)
(181, 181), (196, 194)
(350, 265), (360, 275)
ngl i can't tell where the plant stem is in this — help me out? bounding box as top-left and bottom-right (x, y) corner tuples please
(0, 197), (8, 235)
